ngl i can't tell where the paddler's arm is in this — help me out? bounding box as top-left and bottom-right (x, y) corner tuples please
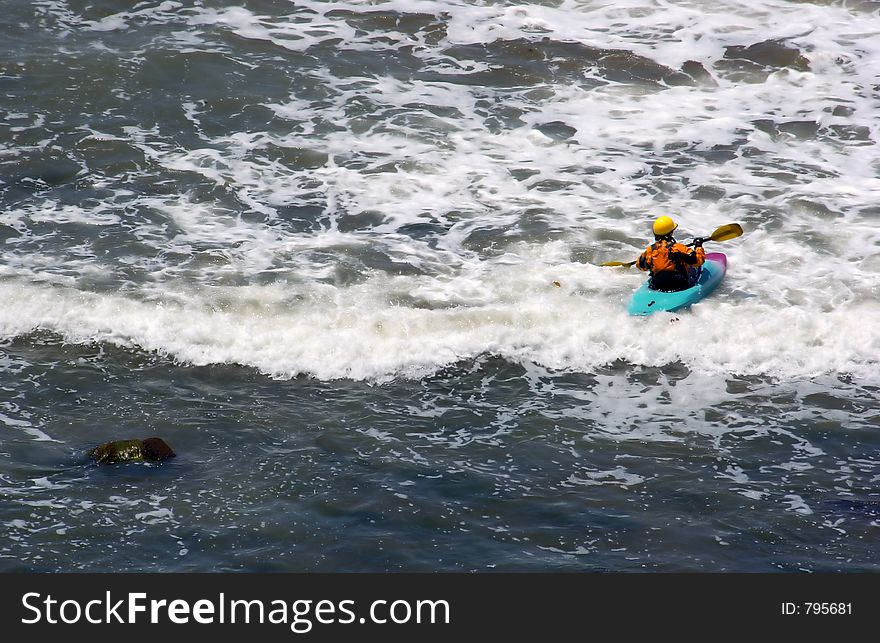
(672, 242), (705, 266)
(691, 241), (706, 266)
(636, 248), (651, 271)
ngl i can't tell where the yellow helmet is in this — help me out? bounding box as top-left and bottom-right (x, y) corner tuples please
(652, 216), (678, 236)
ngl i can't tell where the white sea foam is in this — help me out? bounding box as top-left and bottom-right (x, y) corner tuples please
(0, 249), (877, 382)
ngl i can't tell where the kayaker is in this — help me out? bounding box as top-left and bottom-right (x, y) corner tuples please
(636, 216), (705, 292)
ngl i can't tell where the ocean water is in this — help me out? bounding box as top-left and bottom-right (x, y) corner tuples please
(1, 0), (878, 572)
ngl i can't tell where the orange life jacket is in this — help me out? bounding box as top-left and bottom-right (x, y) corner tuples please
(637, 238), (705, 277)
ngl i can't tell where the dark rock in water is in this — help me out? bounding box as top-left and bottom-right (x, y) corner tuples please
(142, 438), (176, 461)
(662, 70), (698, 87)
(715, 40), (810, 83)
(596, 50), (696, 87)
(439, 38), (704, 90)
(723, 40), (811, 72)
(681, 60), (718, 87)
(88, 437), (176, 464)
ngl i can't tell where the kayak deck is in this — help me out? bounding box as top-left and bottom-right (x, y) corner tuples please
(627, 252), (727, 316)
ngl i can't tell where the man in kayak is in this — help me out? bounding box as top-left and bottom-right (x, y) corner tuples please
(636, 216), (705, 291)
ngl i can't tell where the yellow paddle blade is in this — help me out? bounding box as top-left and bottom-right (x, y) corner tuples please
(709, 223), (743, 242)
(600, 260), (636, 268)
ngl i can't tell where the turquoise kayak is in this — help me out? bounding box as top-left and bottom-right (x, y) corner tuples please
(627, 252), (727, 316)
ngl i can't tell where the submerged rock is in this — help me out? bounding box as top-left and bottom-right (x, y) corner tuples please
(715, 39), (811, 83)
(439, 38), (707, 89)
(681, 60), (718, 86)
(723, 40), (811, 71)
(88, 437), (176, 464)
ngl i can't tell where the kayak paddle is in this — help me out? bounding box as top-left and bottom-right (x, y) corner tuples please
(599, 223), (743, 267)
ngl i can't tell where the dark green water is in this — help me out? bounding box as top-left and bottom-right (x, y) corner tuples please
(2, 334), (878, 571)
